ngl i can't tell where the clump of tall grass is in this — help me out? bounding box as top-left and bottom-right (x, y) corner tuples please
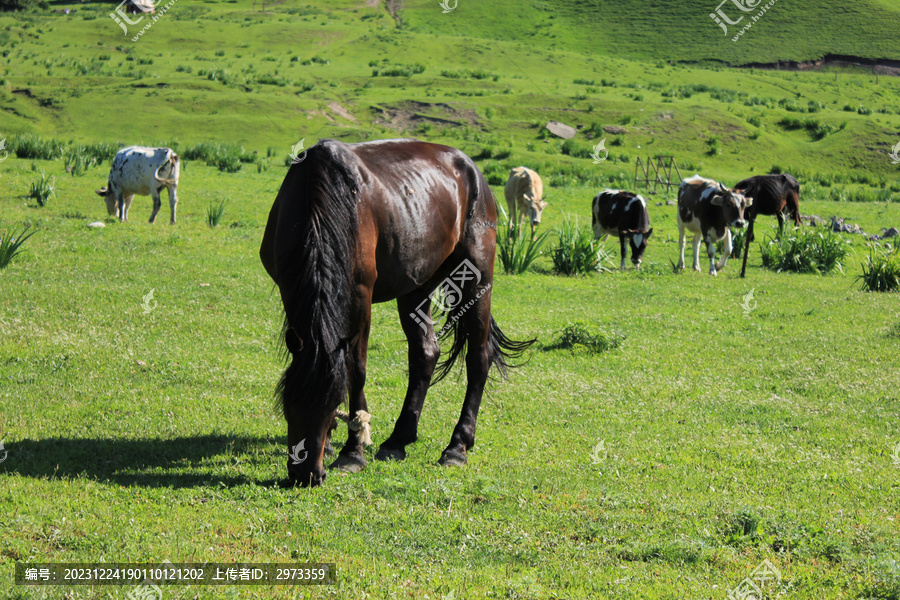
(759, 229), (849, 274)
(0, 225), (35, 270)
(497, 216), (548, 275)
(206, 201), (226, 227)
(63, 147), (98, 176)
(28, 172), (55, 207)
(10, 133), (65, 160)
(551, 215), (612, 275)
(857, 244), (900, 292)
(545, 321), (624, 353)
(373, 63), (425, 77)
(718, 227), (748, 258)
(82, 141), (120, 164)
(182, 142), (254, 173)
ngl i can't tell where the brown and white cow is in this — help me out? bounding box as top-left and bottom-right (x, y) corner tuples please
(95, 146), (180, 224)
(591, 189), (653, 269)
(504, 166), (547, 239)
(676, 175), (753, 276)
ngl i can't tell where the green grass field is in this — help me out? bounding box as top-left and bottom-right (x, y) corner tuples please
(2, 1), (900, 598)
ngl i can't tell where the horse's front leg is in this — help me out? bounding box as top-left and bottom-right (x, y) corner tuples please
(375, 291), (440, 462)
(329, 288), (373, 474)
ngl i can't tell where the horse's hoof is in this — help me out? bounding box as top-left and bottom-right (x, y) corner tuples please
(374, 446), (406, 462)
(438, 450), (467, 467)
(328, 454), (366, 473)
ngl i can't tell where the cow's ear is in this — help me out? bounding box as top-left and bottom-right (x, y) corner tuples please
(95, 187), (108, 197)
(646, 228), (654, 238)
(744, 195), (754, 207)
(539, 200), (548, 209)
(710, 194), (725, 206)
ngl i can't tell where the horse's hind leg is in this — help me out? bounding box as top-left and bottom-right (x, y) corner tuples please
(439, 283), (492, 467)
(375, 291), (441, 462)
(329, 290), (373, 474)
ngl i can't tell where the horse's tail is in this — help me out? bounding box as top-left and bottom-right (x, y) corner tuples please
(432, 314), (535, 384)
(266, 141), (358, 413)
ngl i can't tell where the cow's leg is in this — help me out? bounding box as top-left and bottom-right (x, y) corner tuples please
(149, 189), (162, 224)
(119, 194), (133, 222)
(716, 229), (732, 272)
(619, 234), (627, 270)
(691, 234), (702, 272)
(168, 185), (178, 225)
(676, 224), (687, 270)
(776, 211), (785, 238)
(375, 291), (440, 462)
(329, 286), (374, 474)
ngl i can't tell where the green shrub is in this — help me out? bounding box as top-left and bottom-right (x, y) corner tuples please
(28, 171), (55, 206)
(207, 200), (226, 227)
(551, 215), (611, 275)
(717, 227), (748, 258)
(0, 225), (35, 270)
(545, 321), (624, 353)
(858, 244), (900, 292)
(497, 217), (549, 275)
(759, 229), (849, 274)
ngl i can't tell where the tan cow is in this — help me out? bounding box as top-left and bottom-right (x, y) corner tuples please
(504, 166), (547, 239)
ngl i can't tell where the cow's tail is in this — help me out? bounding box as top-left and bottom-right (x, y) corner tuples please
(153, 150), (179, 186)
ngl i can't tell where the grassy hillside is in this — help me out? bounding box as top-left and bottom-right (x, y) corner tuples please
(1, 0), (899, 198)
(406, 0), (900, 63)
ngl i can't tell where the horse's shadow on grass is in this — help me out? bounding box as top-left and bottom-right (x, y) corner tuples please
(2, 435), (290, 489)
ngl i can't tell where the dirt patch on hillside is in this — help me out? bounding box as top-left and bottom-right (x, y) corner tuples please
(372, 101), (480, 132)
(328, 102), (357, 122)
(386, 0), (402, 26)
(738, 54), (900, 77)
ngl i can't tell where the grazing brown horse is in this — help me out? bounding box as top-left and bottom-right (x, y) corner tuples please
(734, 174), (801, 277)
(260, 138), (533, 487)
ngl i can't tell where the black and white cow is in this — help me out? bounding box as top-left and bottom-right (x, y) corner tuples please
(591, 189), (653, 269)
(95, 146), (180, 224)
(676, 175), (753, 276)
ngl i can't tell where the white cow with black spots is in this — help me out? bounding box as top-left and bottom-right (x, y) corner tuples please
(676, 175), (752, 276)
(95, 146), (180, 224)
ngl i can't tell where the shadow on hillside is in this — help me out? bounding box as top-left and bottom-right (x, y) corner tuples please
(0, 435), (292, 489)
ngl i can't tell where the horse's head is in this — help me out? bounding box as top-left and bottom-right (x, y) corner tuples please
(284, 396), (337, 488)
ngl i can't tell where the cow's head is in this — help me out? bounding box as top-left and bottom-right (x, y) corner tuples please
(526, 198), (548, 239)
(712, 188), (752, 228)
(95, 185), (117, 217)
(626, 228), (653, 267)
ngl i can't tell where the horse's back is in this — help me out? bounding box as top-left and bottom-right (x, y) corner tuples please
(264, 139), (496, 302)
